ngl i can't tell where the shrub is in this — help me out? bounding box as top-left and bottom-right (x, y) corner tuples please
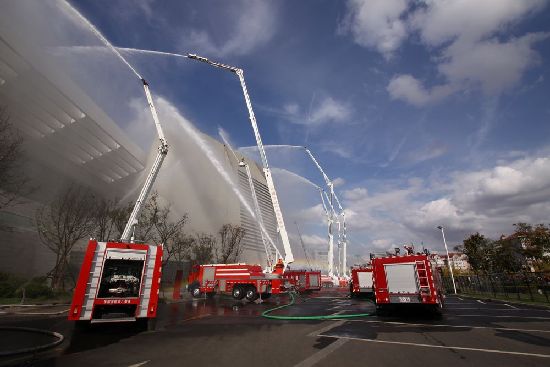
(0, 272), (26, 298)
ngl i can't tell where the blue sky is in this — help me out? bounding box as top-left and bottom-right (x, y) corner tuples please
(63, 0), (550, 259)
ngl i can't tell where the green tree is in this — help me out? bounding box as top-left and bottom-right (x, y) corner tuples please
(512, 223), (550, 271)
(491, 235), (523, 273)
(459, 232), (491, 274)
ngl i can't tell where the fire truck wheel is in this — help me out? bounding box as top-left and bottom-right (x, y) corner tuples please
(191, 286), (202, 298)
(245, 287), (258, 301)
(232, 286), (245, 300)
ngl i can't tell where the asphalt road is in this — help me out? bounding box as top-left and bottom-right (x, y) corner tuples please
(1, 290), (549, 367)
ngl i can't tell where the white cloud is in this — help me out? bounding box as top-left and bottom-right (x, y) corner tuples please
(333, 177), (346, 188)
(181, 0), (277, 57)
(309, 97), (352, 124)
(342, 153), (550, 252)
(301, 234), (327, 248)
(372, 238), (393, 249)
(297, 204), (326, 223)
(439, 33), (549, 95)
(277, 96), (352, 126)
(343, 187), (368, 201)
(387, 74), (455, 106)
(339, 0), (409, 59)
(411, 0), (546, 46)
(379, 0), (550, 106)
(406, 143), (447, 164)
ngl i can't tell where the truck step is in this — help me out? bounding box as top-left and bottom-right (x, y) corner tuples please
(91, 317), (136, 324)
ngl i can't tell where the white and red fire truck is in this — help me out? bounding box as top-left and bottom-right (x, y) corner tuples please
(282, 269), (322, 293)
(187, 262), (285, 301)
(69, 240), (162, 325)
(349, 266), (373, 298)
(69, 77), (167, 327)
(371, 252), (444, 312)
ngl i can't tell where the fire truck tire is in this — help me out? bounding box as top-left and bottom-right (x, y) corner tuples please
(232, 286), (245, 300)
(245, 287), (258, 301)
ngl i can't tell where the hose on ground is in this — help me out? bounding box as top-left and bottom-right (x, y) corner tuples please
(261, 292), (374, 320)
(0, 327), (64, 356)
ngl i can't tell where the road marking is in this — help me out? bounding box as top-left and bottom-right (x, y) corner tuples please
(504, 303), (517, 309)
(307, 320), (346, 337)
(445, 307), (533, 311)
(293, 339), (348, 367)
(457, 297), (463, 300)
(456, 314), (550, 320)
(317, 334), (550, 358)
(338, 319), (550, 334)
(128, 361), (149, 367)
(476, 299), (486, 304)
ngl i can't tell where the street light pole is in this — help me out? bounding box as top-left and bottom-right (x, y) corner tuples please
(437, 226), (457, 294)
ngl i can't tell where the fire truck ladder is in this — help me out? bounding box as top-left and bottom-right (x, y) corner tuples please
(304, 147), (347, 277)
(187, 54), (294, 267)
(295, 222), (312, 268)
(415, 261), (431, 295)
(81, 244), (107, 320)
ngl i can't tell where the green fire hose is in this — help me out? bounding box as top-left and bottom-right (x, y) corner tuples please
(261, 292), (374, 320)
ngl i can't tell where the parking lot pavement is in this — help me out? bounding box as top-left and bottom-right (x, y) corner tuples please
(314, 295), (550, 367)
(1, 292), (549, 366)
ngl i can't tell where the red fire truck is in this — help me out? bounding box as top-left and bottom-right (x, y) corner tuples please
(371, 253), (444, 313)
(187, 261), (286, 301)
(69, 78), (166, 328)
(350, 266), (373, 298)
(69, 240), (162, 327)
(282, 270), (322, 293)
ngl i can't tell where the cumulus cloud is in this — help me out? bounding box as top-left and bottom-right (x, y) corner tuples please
(410, 0), (546, 46)
(387, 74), (455, 106)
(339, 0), (550, 106)
(439, 33), (549, 95)
(339, 0), (409, 59)
(342, 153), (550, 252)
(301, 234), (327, 248)
(309, 97), (352, 124)
(277, 96), (352, 126)
(333, 177), (346, 188)
(181, 0), (277, 57)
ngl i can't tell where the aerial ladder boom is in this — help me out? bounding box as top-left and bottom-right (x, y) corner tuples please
(295, 222), (312, 268)
(187, 54), (293, 266)
(323, 190), (342, 277)
(318, 188), (334, 277)
(240, 159), (282, 269)
(121, 80), (168, 242)
(304, 147), (348, 277)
